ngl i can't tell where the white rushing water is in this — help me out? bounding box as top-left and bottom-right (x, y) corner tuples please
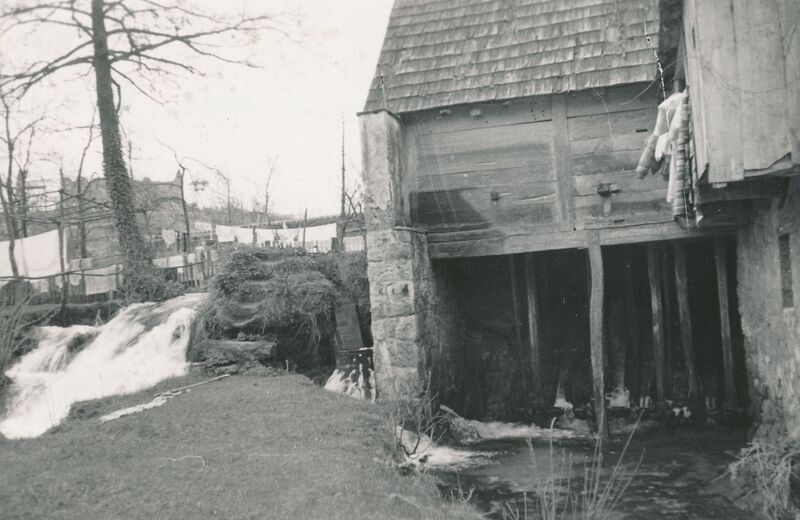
(397, 427), (493, 469)
(324, 365), (375, 401)
(0, 293), (206, 439)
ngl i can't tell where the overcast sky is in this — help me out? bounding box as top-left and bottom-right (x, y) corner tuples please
(0, 0), (394, 218)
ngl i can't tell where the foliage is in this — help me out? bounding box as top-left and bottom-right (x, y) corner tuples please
(121, 266), (185, 303)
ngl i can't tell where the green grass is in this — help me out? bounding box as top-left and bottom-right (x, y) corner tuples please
(0, 374), (483, 520)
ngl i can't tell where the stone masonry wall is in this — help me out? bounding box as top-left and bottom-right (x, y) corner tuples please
(737, 179), (800, 440)
(360, 110), (428, 399)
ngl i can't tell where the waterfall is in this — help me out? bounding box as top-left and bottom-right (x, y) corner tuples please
(0, 293), (206, 439)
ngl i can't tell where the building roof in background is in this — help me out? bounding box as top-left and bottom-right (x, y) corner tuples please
(363, 0), (660, 113)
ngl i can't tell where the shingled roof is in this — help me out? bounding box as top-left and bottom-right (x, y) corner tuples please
(363, 0), (660, 113)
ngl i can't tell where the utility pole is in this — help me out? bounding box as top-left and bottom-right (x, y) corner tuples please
(58, 166), (68, 316)
(177, 166), (190, 250)
(337, 117), (346, 250)
(302, 208), (308, 249)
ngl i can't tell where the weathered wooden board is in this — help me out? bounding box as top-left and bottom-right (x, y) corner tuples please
(565, 82), (660, 118)
(695, 0), (743, 182)
(683, 0), (708, 176)
(567, 109), (654, 142)
(732, 0), (789, 171)
(415, 122), (554, 174)
(410, 183), (557, 230)
(568, 103), (665, 230)
(780, 0), (800, 165)
(573, 171), (668, 196)
(404, 96), (553, 134)
(414, 167), (555, 191)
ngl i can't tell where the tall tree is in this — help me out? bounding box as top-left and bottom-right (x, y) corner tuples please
(0, 0), (272, 281)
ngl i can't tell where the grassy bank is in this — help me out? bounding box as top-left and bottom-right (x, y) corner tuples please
(0, 374), (481, 520)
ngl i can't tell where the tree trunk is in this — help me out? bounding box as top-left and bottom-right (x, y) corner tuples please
(17, 168), (27, 238)
(91, 0), (148, 271)
(76, 174), (88, 258)
(179, 169), (191, 249)
(1, 140), (19, 278)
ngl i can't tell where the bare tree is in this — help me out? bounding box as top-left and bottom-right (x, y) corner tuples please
(0, 0), (276, 286)
(0, 88), (44, 278)
(75, 111), (97, 259)
(264, 154), (279, 225)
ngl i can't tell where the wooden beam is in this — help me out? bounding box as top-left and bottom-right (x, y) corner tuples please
(508, 255), (530, 400)
(647, 243), (665, 401)
(425, 222), (736, 260)
(524, 253), (543, 403)
(588, 241), (607, 436)
(715, 237), (737, 406)
(673, 242), (703, 399)
(551, 95), (574, 232)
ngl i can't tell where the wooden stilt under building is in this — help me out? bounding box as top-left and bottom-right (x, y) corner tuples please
(647, 243), (666, 401)
(509, 255), (530, 400)
(673, 242), (703, 399)
(588, 241), (607, 437)
(715, 238), (737, 407)
(524, 253), (543, 404)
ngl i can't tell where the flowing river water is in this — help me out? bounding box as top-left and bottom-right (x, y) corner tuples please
(434, 427), (750, 519)
(0, 294), (206, 439)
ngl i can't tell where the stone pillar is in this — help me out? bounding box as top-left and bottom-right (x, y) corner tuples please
(359, 109), (422, 399)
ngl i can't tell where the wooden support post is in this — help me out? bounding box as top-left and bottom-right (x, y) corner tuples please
(647, 243), (666, 401)
(524, 253), (543, 403)
(673, 242), (703, 400)
(588, 242), (607, 437)
(715, 237), (737, 406)
(661, 246), (673, 398)
(509, 255), (530, 400)
(623, 250), (641, 400)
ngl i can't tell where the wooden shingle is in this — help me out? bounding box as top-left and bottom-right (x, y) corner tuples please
(364, 0), (660, 113)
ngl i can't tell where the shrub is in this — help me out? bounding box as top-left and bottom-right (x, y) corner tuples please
(199, 247), (369, 370)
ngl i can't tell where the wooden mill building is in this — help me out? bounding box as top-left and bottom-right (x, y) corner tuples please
(359, 0), (799, 435)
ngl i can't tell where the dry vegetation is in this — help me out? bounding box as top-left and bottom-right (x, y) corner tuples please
(197, 247), (369, 370)
(730, 434), (800, 519)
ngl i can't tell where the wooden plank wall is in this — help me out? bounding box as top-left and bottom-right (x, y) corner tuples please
(684, 0), (798, 182)
(566, 86), (668, 230)
(404, 99), (557, 233)
(403, 83), (687, 257)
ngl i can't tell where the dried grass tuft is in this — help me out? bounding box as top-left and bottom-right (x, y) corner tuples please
(730, 437), (800, 520)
